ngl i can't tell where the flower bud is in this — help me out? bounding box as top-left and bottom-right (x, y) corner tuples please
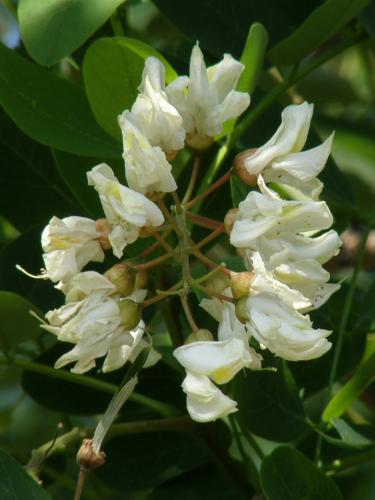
(135, 268), (148, 290)
(185, 329), (214, 344)
(118, 299), (142, 330)
(205, 273), (231, 294)
(104, 263), (135, 297)
(235, 297), (249, 324)
(95, 218), (112, 250)
(234, 148), (258, 186)
(186, 132), (214, 151)
(77, 439), (106, 471)
(230, 272), (254, 299)
(224, 209), (239, 235)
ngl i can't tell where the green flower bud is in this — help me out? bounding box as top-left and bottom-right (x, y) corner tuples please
(205, 273), (231, 294)
(185, 329), (214, 344)
(235, 297), (249, 324)
(231, 271), (254, 299)
(104, 263), (135, 297)
(118, 299), (142, 330)
(135, 268), (149, 290)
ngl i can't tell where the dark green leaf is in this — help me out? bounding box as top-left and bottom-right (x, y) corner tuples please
(148, 465), (240, 499)
(234, 360), (309, 442)
(0, 109), (78, 232)
(0, 43), (120, 157)
(359, 0), (375, 36)
(268, 0), (370, 66)
(83, 36), (177, 139)
(94, 430), (211, 490)
(52, 150), (124, 219)
(261, 446), (342, 500)
(19, 0), (124, 66)
(331, 418), (373, 448)
(153, 0), (321, 58)
(0, 291), (42, 351)
(0, 447), (51, 499)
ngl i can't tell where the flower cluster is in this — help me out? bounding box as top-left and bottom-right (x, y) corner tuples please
(32, 44), (250, 376)
(27, 44), (341, 423)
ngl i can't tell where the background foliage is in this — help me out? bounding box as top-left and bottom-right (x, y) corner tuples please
(0, 0), (375, 498)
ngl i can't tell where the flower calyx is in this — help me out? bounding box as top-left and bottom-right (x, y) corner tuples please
(76, 439), (106, 471)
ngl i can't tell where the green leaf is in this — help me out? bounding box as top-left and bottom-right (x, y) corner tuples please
(238, 23), (268, 94)
(153, 0), (321, 58)
(94, 431), (212, 490)
(0, 292), (41, 351)
(18, 0), (124, 66)
(148, 465), (239, 499)
(260, 446), (342, 500)
(83, 36), (177, 139)
(0, 43), (120, 157)
(0, 109), (78, 232)
(234, 360), (309, 442)
(0, 447), (51, 499)
(323, 350), (375, 422)
(52, 150), (124, 219)
(331, 418), (373, 448)
(268, 0), (370, 66)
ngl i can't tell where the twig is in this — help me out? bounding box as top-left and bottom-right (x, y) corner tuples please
(185, 169), (233, 209)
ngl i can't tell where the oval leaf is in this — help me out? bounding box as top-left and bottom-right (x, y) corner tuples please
(268, 0), (370, 66)
(234, 360), (309, 442)
(0, 43), (120, 157)
(261, 446), (342, 500)
(0, 291), (42, 350)
(19, 0), (124, 66)
(83, 36), (177, 139)
(0, 448), (51, 499)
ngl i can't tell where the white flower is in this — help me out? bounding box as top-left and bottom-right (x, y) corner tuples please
(238, 102), (334, 199)
(174, 337), (253, 384)
(166, 44), (250, 146)
(119, 57), (185, 155)
(41, 216), (104, 282)
(248, 252), (312, 312)
(254, 230), (342, 269)
(181, 372), (238, 422)
(87, 163), (164, 257)
(119, 115), (178, 194)
(242, 102), (314, 175)
(57, 270), (117, 302)
(230, 187), (333, 249)
(243, 292), (332, 361)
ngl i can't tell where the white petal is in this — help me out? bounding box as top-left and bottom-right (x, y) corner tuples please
(243, 102), (314, 175)
(182, 372), (238, 422)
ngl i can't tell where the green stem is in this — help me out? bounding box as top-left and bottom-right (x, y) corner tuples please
(322, 449), (375, 475)
(315, 226), (371, 462)
(0, 357), (178, 417)
(106, 415), (193, 440)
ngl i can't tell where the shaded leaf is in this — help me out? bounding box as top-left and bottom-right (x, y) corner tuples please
(0, 447), (51, 499)
(0, 43), (120, 157)
(268, 0), (370, 65)
(0, 109), (78, 232)
(0, 291), (41, 351)
(261, 446), (342, 500)
(234, 360), (309, 442)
